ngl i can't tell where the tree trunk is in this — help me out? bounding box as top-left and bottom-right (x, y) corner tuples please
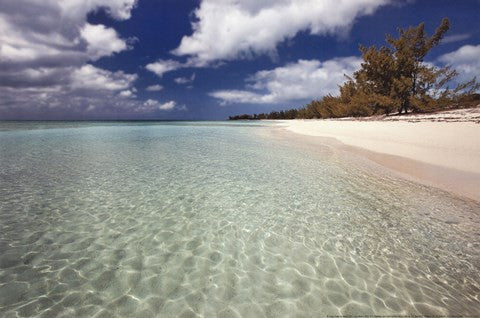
(400, 100), (409, 114)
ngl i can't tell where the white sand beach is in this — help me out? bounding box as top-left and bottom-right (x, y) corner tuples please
(280, 108), (480, 201)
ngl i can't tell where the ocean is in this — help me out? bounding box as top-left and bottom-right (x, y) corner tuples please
(1, 121), (479, 317)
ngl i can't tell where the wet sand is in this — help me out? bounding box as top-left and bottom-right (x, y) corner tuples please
(280, 119), (480, 202)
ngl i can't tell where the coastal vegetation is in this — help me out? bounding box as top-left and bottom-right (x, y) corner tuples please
(229, 19), (479, 120)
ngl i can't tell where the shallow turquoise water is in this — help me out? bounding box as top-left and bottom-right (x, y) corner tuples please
(0, 121), (479, 317)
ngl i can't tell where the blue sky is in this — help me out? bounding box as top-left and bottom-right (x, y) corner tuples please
(0, 0), (479, 120)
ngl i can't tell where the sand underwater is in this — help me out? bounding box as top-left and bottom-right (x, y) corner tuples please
(1, 121), (479, 317)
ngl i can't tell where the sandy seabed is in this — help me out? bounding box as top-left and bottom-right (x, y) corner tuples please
(1, 121), (479, 317)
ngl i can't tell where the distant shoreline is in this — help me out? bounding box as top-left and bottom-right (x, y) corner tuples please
(277, 108), (480, 202)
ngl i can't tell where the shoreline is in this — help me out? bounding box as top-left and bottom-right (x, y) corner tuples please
(277, 118), (480, 202)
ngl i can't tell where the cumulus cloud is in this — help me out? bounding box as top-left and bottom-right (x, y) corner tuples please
(0, 63), (141, 118)
(173, 0), (389, 66)
(438, 44), (480, 82)
(0, 0), (136, 67)
(0, 85), (143, 119)
(137, 99), (177, 112)
(80, 23), (128, 60)
(0, 0), (145, 118)
(71, 65), (137, 91)
(58, 0), (137, 21)
(143, 99), (160, 107)
(146, 59), (183, 77)
(158, 101), (177, 110)
(174, 73), (196, 84)
(210, 57), (361, 104)
(146, 84), (164, 91)
(119, 89), (136, 98)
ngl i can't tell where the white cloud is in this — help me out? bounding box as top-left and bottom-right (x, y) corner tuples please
(0, 0), (141, 118)
(173, 0), (388, 66)
(159, 101), (176, 110)
(143, 99), (159, 106)
(138, 99), (177, 112)
(80, 23), (128, 60)
(210, 90), (268, 104)
(0, 16), (81, 64)
(146, 84), (163, 91)
(210, 57), (361, 104)
(0, 82), (142, 119)
(438, 44), (480, 82)
(146, 59), (183, 77)
(58, 0), (137, 21)
(71, 64), (137, 91)
(174, 73), (196, 84)
(0, 0), (136, 66)
(119, 89), (135, 98)
(442, 33), (471, 44)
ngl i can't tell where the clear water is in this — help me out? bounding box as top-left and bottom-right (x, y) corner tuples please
(0, 121), (479, 317)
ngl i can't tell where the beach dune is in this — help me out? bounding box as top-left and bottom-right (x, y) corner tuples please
(282, 117), (480, 201)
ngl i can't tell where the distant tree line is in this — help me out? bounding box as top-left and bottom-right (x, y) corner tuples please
(229, 18), (479, 120)
(229, 109), (298, 120)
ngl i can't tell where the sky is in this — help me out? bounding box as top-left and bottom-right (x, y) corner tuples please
(0, 0), (479, 120)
